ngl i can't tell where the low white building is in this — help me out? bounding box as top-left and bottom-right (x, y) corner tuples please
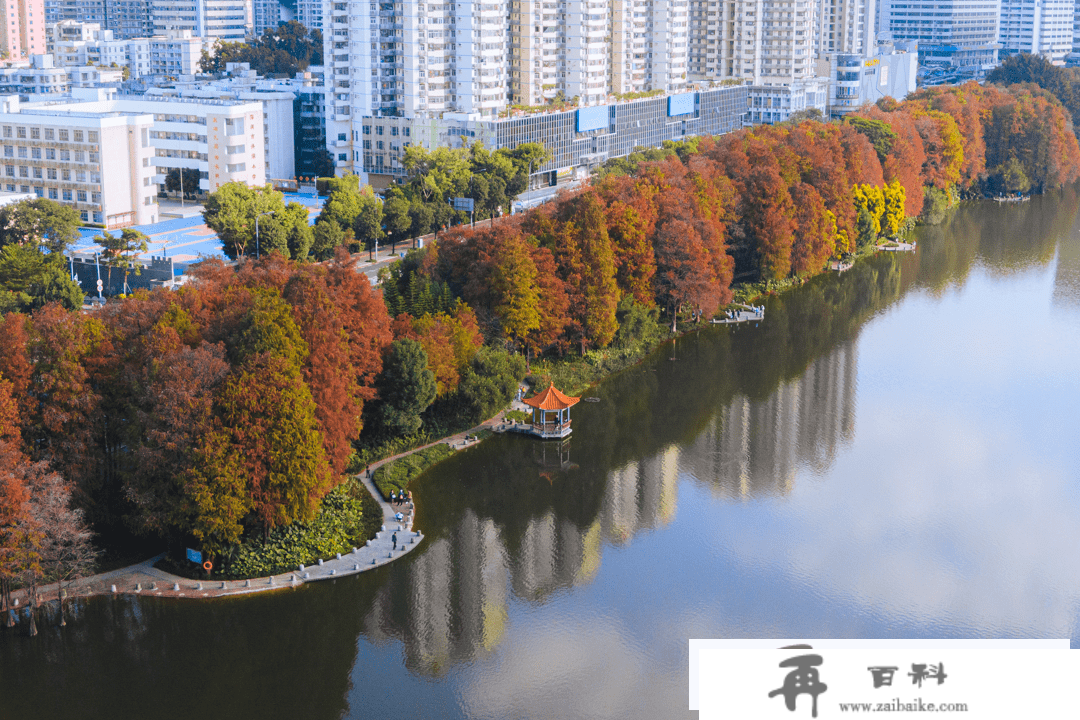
(144, 67), (297, 180)
(0, 54), (124, 97)
(47, 22), (208, 81)
(744, 78), (831, 125)
(0, 92), (157, 228)
(0, 90), (266, 228)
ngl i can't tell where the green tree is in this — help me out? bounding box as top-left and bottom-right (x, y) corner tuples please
(312, 219), (345, 260)
(202, 182), (287, 260)
(165, 168), (202, 199)
(231, 289), (308, 368)
(846, 116), (898, 163)
(490, 233), (540, 351)
(0, 245), (84, 312)
(0, 198), (81, 253)
(354, 186), (385, 253)
(989, 156), (1033, 195)
(452, 347), (526, 424)
(372, 339), (437, 436)
(93, 229), (149, 293)
(317, 174), (365, 231)
(382, 192), (413, 249)
(281, 202), (314, 260)
(217, 355), (331, 536)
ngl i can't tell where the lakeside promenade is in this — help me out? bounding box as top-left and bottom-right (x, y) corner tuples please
(5, 410), (515, 613)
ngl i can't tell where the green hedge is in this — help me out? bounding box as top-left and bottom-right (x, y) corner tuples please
(373, 444), (453, 500)
(224, 478), (383, 578)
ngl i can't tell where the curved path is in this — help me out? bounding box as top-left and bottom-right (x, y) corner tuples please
(6, 410), (513, 610)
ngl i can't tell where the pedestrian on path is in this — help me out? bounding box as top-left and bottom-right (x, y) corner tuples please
(392, 533), (398, 550)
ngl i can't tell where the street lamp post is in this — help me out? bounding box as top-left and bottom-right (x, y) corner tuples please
(255, 210), (275, 260)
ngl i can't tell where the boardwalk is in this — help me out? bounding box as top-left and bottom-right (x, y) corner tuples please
(6, 474), (422, 609)
(6, 410), (511, 612)
(711, 303), (765, 325)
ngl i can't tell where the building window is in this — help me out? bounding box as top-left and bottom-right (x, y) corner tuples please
(63, 190), (72, 201)
(45, 148), (55, 160)
(337, 133), (347, 141)
(16, 127), (26, 139)
(75, 151), (85, 163)
(44, 128), (54, 140)
(18, 167), (27, 178)
(31, 148), (41, 159)
(88, 131), (99, 143)
(48, 188), (58, 199)
(73, 130), (84, 142)
(3, 166), (12, 177)
(2, 147), (10, 158)
(80, 211), (89, 221)
(62, 170), (70, 181)
(77, 190), (87, 201)
(376, 126), (384, 135)
(376, 140), (383, 150)
(59, 129), (69, 141)
(47, 169), (56, 180)
(338, 153), (347, 161)
(60, 150), (70, 161)
(1, 127), (10, 138)
(76, 171), (86, 182)
(30, 128), (40, 140)
(34, 187), (44, 197)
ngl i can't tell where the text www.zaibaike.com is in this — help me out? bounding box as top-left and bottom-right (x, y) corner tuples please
(838, 698), (969, 713)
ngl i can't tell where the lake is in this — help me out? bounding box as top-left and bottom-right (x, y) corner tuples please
(3, 191), (1080, 720)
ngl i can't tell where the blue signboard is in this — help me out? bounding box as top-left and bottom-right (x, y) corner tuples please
(576, 105), (610, 132)
(186, 548), (202, 564)
(451, 197), (475, 212)
(668, 93), (696, 117)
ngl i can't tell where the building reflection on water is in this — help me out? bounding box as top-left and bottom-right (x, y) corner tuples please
(364, 336), (860, 675)
(685, 340), (858, 499)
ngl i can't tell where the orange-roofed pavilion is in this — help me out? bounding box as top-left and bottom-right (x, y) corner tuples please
(521, 383), (580, 438)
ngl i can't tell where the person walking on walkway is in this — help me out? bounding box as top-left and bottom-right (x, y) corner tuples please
(392, 533), (398, 550)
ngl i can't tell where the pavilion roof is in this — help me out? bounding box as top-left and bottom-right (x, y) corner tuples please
(522, 383), (580, 411)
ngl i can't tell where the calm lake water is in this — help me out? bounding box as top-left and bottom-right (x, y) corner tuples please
(3, 192), (1080, 720)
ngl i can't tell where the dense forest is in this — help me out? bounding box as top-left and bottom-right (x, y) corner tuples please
(3, 80), (1080, 604)
(400, 82), (1080, 356)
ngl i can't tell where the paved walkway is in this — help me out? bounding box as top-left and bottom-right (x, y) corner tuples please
(710, 303), (766, 325)
(6, 408), (513, 610)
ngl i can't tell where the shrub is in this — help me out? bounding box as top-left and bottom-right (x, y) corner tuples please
(223, 478), (382, 578)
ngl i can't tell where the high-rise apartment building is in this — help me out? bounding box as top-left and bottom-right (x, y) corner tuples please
(999, 0), (1074, 64)
(152, 0), (250, 41)
(686, 0), (819, 85)
(297, 0), (325, 30)
(45, 0), (108, 27)
(3, 0), (47, 60)
(812, 0), (874, 57)
(106, 0), (155, 39)
(253, 0), (295, 35)
(885, 0), (1000, 68)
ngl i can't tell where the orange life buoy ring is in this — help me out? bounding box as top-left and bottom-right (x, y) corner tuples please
(203, 561), (213, 572)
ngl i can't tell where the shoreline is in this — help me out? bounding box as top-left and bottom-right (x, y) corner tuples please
(3, 239), (906, 615)
(4, 410), (513, 611)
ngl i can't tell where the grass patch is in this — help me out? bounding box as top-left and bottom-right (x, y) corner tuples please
(526, 341), (666, 397)
(373, 444), (454, 500)
(505, 409), (531, 423)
